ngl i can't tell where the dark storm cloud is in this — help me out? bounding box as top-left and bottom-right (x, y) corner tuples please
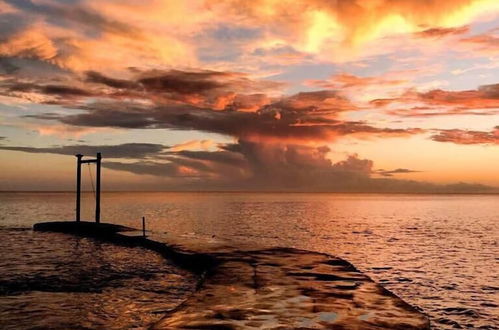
(479, 83), (499, 98)
(86, 141), (377, 190)
(83, 69), (280, 108)
(0, 57), (70, 80)
(0, 63), (466, 192)
(0, 143), (166, 158)
(105, 140), (495, 193)
(1, 66), (424, 142)
(103, 161), (189, 177)
(41, 85), (94, 97)
(85, 71), (139, 89)
(28, 101), (422, 141)
(85, 69), (283, 95)
(6, 82), (94, 97)
(0, 57), (20, 74)
(0, 79), (99, 105)
(1, 68), (284, 108)
(25, 104), (156, 128)
(138, 70), (227, 94)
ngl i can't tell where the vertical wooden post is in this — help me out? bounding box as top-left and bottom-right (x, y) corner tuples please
(142, 216), (146, 237)
(95, 152), (101, 223)
(75, 154), (83, 222)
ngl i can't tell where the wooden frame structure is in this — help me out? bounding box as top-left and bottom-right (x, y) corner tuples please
(75, 153), (101, 223)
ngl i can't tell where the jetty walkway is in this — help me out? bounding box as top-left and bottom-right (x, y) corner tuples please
(34, 221), (430, 329)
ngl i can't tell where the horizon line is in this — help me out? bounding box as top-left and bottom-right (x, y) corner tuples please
(1, 190), (499, 195)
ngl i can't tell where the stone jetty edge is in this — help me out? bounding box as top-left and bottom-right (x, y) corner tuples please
(33, 221), (431, 329)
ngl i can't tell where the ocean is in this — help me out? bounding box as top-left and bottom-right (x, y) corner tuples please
(0, 192), (497, 329)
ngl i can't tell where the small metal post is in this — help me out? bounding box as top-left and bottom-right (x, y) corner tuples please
(95, 152), (101, 224)
(75, 154), (83, 222)
(142, 216), (146, 237)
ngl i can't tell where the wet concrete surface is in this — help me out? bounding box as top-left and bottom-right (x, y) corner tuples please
(34, 221), (430, 329)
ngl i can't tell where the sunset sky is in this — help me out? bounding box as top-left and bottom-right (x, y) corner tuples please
(0, 0), (498, 192)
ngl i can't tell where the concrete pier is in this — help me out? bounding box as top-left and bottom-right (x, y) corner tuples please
(34, 221), (430, 329)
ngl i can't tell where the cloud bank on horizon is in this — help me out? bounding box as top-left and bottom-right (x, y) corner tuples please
(0, 0), (498, 192)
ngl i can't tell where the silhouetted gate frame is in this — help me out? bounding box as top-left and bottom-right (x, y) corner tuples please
(75, 153), (101, 223)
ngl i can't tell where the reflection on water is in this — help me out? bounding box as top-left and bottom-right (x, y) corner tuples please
(0, 192), (498, 329)
(0, 228), (196, 329)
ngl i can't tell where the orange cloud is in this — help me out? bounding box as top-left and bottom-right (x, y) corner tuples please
(0, 1), (16, 13)
(2, 0), (497, 73)
(229, 93), (272, 112)
(372, 83), (499, 117)
(306, 73), (407, 89)
(459, 29), (499, 55)
(206, 0), (499, 62)
(0, 1), (197, 72)
(414, 25), (470, 39)
(0, 28), (58, 62)
(306, 71), (421, 104)
(431, 127), (499, 145)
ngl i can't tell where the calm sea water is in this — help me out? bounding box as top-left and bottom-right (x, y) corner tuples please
(0, 192), (498, 329)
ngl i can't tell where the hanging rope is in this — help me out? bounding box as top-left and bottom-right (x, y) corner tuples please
(87, 163), (96, 200)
